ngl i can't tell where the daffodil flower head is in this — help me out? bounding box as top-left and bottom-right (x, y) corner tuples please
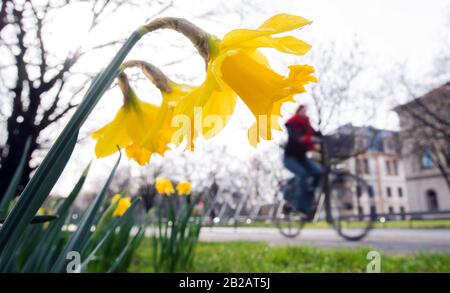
(91, 63), (194, 166)
(91, 72), (161, 164)
(111, 194), (122, 204)
(113, 196), (132, 217)
(122, 61), (197, 152)
(155, 177), (175, 195)
(176, 181), (191, 196)
(175, 14), (317, 147)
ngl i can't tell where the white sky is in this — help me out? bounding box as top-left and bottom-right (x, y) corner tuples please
(34, 0), (449, 195)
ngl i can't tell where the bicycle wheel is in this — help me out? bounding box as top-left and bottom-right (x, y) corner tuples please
(274, 203), (305, 238)
(329, 172), (374, 241)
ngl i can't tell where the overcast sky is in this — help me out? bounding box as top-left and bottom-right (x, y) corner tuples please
(33, 0), (449, 195)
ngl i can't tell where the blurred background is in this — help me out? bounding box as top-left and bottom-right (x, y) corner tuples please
(1, 0), (449, 223)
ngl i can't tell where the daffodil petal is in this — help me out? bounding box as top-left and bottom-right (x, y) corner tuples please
(241, 35), (311, 56)
(259, 13), (312, 32)
(221, 14), (311, 49)
(201, 84), (237, 139)
(91, 108), (131, 157)
(124, 95), (160, 143)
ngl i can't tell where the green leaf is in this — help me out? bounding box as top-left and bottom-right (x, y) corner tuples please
(108, 226), (145, 273)
(50, 153), (121, 273)
(21, 162), (92, 272)
(0, 131), (77, 267)
(80, 198), (140, 272)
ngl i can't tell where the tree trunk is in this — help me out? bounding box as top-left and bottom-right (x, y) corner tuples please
(0, 114), (38, 200)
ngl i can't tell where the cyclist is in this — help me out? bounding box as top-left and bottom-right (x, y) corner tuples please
(283, 104), (323, 219)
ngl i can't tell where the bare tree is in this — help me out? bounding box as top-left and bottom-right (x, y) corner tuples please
(297, 40), (381, 135)
(0, 0), (174, 198)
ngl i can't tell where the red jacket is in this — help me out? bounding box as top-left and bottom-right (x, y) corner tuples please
(285, 113), (316, 151)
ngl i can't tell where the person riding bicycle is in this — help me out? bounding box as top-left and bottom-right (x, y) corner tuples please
(283, 104), (323, 219)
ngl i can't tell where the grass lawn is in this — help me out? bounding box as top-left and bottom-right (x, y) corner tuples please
(129, 239), (450, 273)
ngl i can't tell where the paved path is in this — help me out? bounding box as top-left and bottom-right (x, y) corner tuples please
(199, 227), (450, 253)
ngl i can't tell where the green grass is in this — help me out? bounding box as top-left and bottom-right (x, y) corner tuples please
(129, 239), (450, 273)
(218, 219), (450, 229)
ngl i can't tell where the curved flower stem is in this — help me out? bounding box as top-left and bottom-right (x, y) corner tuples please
(139, 17), (210, 66)
(121, 60), (172, 93)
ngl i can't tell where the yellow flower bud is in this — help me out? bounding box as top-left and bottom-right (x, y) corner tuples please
(113, 197), (132, 217)
(155, 177), (175, 195)
(176, 181), (191, 196)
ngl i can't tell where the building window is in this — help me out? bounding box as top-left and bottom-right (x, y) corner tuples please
(386, 187), (392, 197)
(398, 187), (403, 198)
(385, 160), (391, 175)
(388, 206), (394, 214)
(356, 158), (370, 175)
(358, 206), (363, 215)
(370, 205), (377, 216)
(355, 137), (367, 150)
(392, 160), (398, 175)
(420, 150), (434, 169)
(356, 185), (362, 198)
(368, 185), (375, 198)
(426, 190), (439, 211)
(363, 159), (370, 174)
(385, 159), (398, 175)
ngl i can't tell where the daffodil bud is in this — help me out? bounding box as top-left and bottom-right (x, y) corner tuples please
(117, 72), (132, 103)
(122, 60), (171, 93)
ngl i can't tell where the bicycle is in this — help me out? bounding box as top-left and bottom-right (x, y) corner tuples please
(273, 138), (376, 241)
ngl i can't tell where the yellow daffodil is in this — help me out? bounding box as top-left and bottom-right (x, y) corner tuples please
(155, 177), (175, 195)
(92, 62), (195, 165)
(37, 207), (47, 216)
(113, 197), (132, 217)
(111, 194), (122, 204)
(142, 81), (194, 151)
(176, 181), (191, 196)
(91, 73), (173, 165)
(37, 207), (52, 229)
(175, 14), (317, 146)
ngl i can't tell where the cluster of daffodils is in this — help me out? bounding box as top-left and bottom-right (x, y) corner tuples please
(91, 14), (316, 165)
(155, 177), (191, 196)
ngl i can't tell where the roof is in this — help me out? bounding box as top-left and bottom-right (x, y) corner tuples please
(393, 81), (450, 112)
(327, 124), (399, 154)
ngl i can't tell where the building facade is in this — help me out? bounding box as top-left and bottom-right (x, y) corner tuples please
(332, 124), (410, 217)
(394, 82), (450, 212)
